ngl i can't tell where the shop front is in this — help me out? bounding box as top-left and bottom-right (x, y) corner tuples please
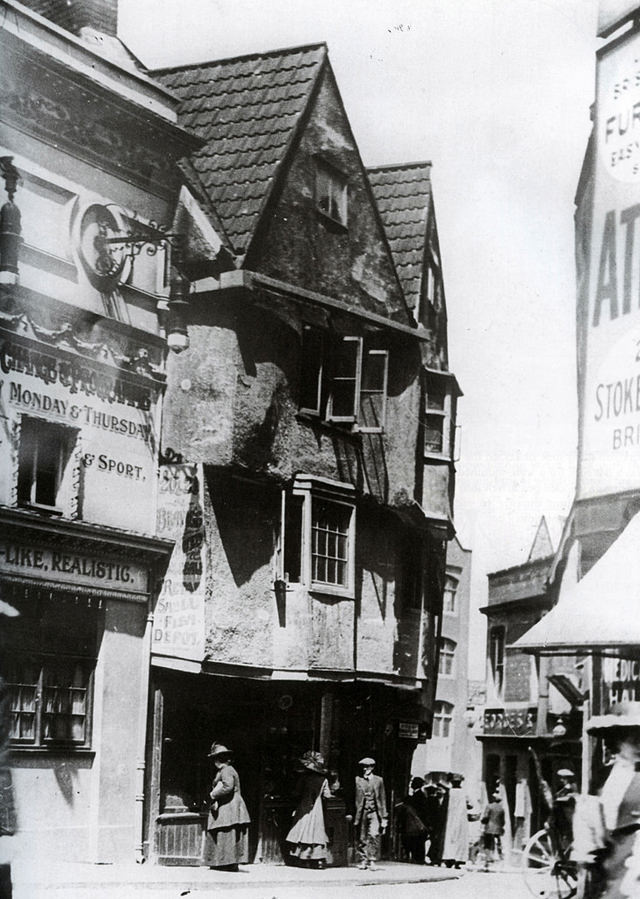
(145, 665), (426, 866)
(2, 512), (171, 862)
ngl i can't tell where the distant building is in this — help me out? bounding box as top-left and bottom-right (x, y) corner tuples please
(479, 517), (582, 856)
(411, 536), (472, 784)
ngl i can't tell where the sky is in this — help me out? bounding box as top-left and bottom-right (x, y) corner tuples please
(119, 0), (600, 676)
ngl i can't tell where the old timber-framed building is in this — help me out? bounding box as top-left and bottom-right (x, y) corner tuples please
(148, 47), (461, 864)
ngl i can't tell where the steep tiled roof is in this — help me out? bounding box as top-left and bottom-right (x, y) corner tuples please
(367, 162), (432, 311)
(154, 44), (327, 255)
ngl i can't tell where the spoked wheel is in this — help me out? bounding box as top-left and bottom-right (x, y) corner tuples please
(522, 828), (578, 899)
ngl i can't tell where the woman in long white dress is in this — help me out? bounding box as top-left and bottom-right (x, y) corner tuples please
(286, 751), (332, 868)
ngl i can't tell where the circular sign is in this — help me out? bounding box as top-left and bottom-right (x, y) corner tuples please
(77, 204), (128, 292)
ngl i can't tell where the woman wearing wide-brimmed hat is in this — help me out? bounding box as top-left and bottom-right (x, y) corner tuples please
(202, 742), (251, 870)
(573, 702), (640, 898)
(285, 751), (332, 868)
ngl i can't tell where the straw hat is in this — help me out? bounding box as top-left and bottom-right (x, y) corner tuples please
(557, 768), (575, 778)
(586, 701), (640, 733)
(208, 742), (233, 758)
(298, 751), (328, 775)
(359, 757), (376, 766)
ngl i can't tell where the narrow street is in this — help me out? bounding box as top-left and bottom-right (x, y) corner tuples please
(13, 869), (532, 899)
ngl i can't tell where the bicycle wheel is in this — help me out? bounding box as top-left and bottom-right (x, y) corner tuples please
(521, 828), (578, 899)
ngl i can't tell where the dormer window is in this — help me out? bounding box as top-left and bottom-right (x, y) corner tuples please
(315, 160), (348, 228)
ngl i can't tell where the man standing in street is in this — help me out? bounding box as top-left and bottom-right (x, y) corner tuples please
(352, 757), (388, 870)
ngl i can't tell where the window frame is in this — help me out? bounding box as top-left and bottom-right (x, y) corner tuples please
(17, 415), (78, 514)
(443, 574), (458, 615)
(299, 332), (390, 433)
(438, 638), (456, 678)
(8, 652), (95, 750)
(432, 700), (454, 739)
(326, 335), (363, 424)
(280, 476), (356, 598)
(359, 348), (389, 434)
(315, 159), (349, 228)
(423, 374), (455, 460)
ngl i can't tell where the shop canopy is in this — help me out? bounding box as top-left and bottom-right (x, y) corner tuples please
(513, 511), (640, 656)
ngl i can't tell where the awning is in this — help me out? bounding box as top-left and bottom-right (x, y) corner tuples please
(513, 511), (640, 655)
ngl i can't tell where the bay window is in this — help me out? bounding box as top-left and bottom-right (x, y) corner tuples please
(280, 476), (355, 596)
(424, 370), (458, 460)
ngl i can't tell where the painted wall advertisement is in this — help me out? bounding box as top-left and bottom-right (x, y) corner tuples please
(0, 325), (160, 533)
(603, 657), (640, 705)
(153, 463), (206, 660)
(580, 30), (640, 499)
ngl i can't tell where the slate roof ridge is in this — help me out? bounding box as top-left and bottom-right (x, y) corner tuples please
(151, 41), (328, 76)
(368, 160), (432, 173)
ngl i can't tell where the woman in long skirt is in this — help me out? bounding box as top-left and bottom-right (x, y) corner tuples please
(286, 751), (332, 868)
(202, 742), (251, 870)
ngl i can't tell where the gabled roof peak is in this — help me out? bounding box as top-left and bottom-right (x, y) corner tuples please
(155, 43), (327, 254)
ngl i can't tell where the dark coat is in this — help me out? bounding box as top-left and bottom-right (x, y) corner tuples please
(206, 763), (251, 832)
(482, 800), (505, 836)
(354, 774), (388, 826)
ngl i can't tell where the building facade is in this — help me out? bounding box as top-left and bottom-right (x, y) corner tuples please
(0, 0), (198, 863)
(146, 50), (461, 864)
(479, 518), (582, 856)
(411, 535), (472, 783)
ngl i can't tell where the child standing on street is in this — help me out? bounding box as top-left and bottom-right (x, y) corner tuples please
(480, 791), (505, 869)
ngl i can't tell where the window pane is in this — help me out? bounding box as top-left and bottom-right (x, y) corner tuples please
(333, 340), (359, 378)
(311, 499), (350, 587)
(427, 392), (445, 411)
(444, 577), (457, 612)
(43, 661), (87, 743)
(331, 382), (357, 418)
(425, 414), (444, 453)
(361, 353), (386, 392)
(35, 438), (59, 506)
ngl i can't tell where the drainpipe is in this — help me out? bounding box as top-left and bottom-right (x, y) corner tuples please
(134, 592), (154, 863)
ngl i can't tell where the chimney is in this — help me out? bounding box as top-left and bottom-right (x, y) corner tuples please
(20, 0), (118, 36)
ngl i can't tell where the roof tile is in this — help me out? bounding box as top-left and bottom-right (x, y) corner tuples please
(368, 163), (432, 309)
(155, 44), (326, 253)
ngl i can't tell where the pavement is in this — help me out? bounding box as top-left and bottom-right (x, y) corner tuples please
(10, 858), (465, 897)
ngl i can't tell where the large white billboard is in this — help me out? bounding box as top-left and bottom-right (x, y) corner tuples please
(579, 28), (640, 499)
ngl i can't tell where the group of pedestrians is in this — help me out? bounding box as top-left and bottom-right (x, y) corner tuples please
(201, 743), (511, 875)
(396, 772), (471, 867)
(201, 745), (390, 871)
